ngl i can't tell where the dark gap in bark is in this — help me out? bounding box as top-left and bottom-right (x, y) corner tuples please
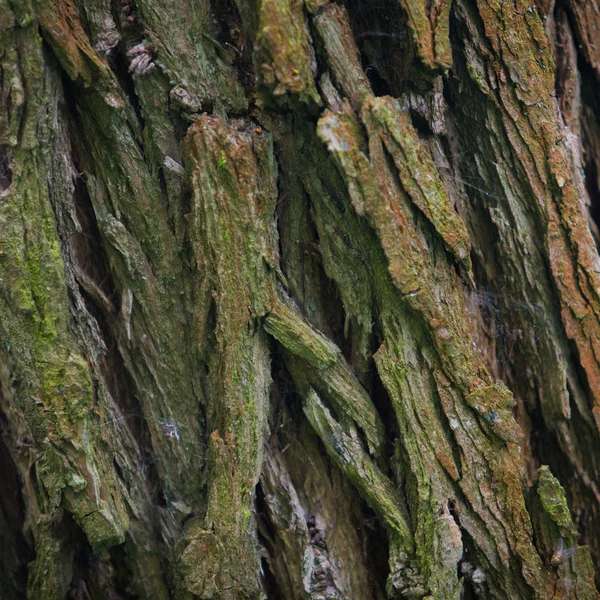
(268, 354), (298, 427)
(106, 545), (141, 600)
(71, 173), (117, 304)
(260, 556), (283, 600)
(578, 54), (600, 248)
(568, 376), (600, 476)
(449, 503), (481, 599)
(260, 355), (300, 597)
(525, 486), (544, 566)
(392, 441), (417, 532)
(0, 144), (13, 193)
(344, 0), (414, 96)
(273, 129), (340, 326)
(73, 0), (93, 41)
(302, 139), (348, 216)
(461, 579), (477, 600)
(316, 263), (351, 363)
(57, 47), (152, 182)
(369, 349), (399, 448)
(194, 360), (209, 474)
(69, 521), (138, 600)
(433, 128), (486, 219)
(441, 113), (502, 225)
(67, 514), (94, 598)
(357, 43), (393, 98)
(564, 331), (596, 419)
(552, 2), (572, 99)
(358, 498), (390, 596)
(0, 409), (31, 599)
(561, 0), (600, 85)
(527, 387), (559, 482)
(408, 111), (433, 138)
(271, 356), (325, 481)
(105, 39), (146, 138)
(304, 24), (328, 109)
(581, 140), (600, 250)
(110, 0), (141, 35)
(204, 297), (218, 359)
(208, 0), (255, 96)
(59, 73), (120, 302)
(96, 310), (165, 508)
(112, 457), (125, 482)
(178, 182), (196, 269)
(290, 191), (351, 359)
(451, 0), (494, 60)
(474, 288), (542, 388)
(254, 484), (285, 600)
(562, 379), (600, 579)
(367, 325), (400, 472)
(272, 142), (288, 296)
(152, 151), (187, 247)
(192, 360), (211, 491)
(3, 70), (13, 138)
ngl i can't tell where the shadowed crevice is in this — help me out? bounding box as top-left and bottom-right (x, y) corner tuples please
(0, 145), (13, 193)
(0, 410), (31, 600)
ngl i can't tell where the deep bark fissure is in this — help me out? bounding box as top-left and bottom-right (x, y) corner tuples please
(0, 145), (13, 193)
(0, 411), (30, 598)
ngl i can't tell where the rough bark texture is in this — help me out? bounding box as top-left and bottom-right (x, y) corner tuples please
(1, 0), (600, 598)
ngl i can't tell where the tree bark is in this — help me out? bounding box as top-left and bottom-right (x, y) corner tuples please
(1, 0), (600, 598)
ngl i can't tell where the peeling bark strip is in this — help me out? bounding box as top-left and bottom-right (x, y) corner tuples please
(180, 116), (277, 598)
(1, 0), (600, 598)
(254, 0), (321, 108)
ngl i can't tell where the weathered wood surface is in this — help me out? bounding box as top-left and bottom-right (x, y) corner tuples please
(1, 0), (599, 597)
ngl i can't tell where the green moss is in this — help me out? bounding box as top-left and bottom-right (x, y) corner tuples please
(363, 96), (471, 267)
(41, 354), (93, 423)
(303, 387), (413, 549)
(465, 382), (522, 443)
(183, 115), (278, 596)
(255, 0), (321, 108)
(466, 62), (490, 94)
(0, 52), (132, 567)
(26, 515), (72, 600)
(535, 466), (574, 536)
(400, 0), (436, 68)
(76, 504), (127, 553)
(264, 299), (339, 368)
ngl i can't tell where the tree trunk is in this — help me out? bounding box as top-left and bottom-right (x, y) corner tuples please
(1, 0), (600, 597)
